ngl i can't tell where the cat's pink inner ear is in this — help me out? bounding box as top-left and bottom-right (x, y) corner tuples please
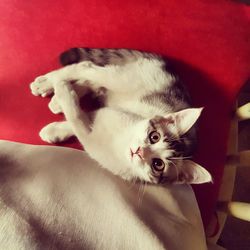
(177, 160), (212, 184)
(170, 108), (203, 135)
(161, 116), (175, 124)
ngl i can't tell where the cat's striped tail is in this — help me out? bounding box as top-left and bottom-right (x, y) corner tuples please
(59, 48), (162, 67)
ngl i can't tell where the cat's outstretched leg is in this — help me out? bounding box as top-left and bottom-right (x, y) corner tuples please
(53, 80), (91, 143)
(30, 57), (168, 96)
(39, 121), (74, 143)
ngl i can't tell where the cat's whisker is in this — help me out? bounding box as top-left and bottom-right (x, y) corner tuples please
(137, 180), (146, 206)
(166, 133), (186, 141)
(128, 177), (137, 189)
(167, 136), (185, 142)
(168, 156), (192, 160)
(165, 136), (178, 142)
(138, 181), (143, 203)
(141, 181), (146, 201)
(168, 159), (180, 182)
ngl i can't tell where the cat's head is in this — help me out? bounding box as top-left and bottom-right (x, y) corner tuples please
(126, 108), (211, 184)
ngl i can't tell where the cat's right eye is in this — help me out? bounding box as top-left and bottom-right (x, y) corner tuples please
(149, 131), (161, 144)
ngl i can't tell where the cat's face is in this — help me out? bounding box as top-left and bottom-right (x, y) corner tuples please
(126, 108), (211, 184)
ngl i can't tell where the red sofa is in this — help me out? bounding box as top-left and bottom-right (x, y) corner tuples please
(0, 0), (249, 228)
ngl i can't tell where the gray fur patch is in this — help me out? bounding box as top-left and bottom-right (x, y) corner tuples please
(60, 48), (164, 67)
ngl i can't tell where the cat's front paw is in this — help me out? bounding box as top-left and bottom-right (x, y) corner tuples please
(39, 122), (71, 143)
(30, 75), (54, 97)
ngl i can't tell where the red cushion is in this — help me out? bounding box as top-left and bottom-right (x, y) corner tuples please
(0, 0), (249, 228)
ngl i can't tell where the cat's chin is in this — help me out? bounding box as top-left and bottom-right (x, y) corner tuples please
(114, 159), (151, 184)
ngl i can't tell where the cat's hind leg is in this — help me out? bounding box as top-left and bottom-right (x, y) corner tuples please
(39, 121), (74, 143)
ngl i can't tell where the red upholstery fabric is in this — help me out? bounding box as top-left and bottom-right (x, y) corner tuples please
(0, 0), (249, 228)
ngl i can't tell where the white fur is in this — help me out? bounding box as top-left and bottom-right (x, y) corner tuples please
(39, 121), (73, 143)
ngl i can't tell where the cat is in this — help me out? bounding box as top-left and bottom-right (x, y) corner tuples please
(30, 48), (212, 184)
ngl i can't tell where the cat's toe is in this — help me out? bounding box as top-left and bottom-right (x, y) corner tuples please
(48, 96), (62, 114)
(39, 125), (56, 143)
(30, 75), (54, 97)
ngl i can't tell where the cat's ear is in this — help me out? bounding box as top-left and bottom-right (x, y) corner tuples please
(175, 160), (212, 184)
(168, 108), (203, 135)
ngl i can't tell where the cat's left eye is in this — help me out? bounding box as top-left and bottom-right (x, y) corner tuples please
(151, 158), (165, 172)
(149, 131), (161, 144)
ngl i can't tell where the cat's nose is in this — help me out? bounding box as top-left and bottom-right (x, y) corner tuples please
(136, 147), (144, 159)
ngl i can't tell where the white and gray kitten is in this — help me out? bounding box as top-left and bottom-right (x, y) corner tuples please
(30, 48), (211, 184)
